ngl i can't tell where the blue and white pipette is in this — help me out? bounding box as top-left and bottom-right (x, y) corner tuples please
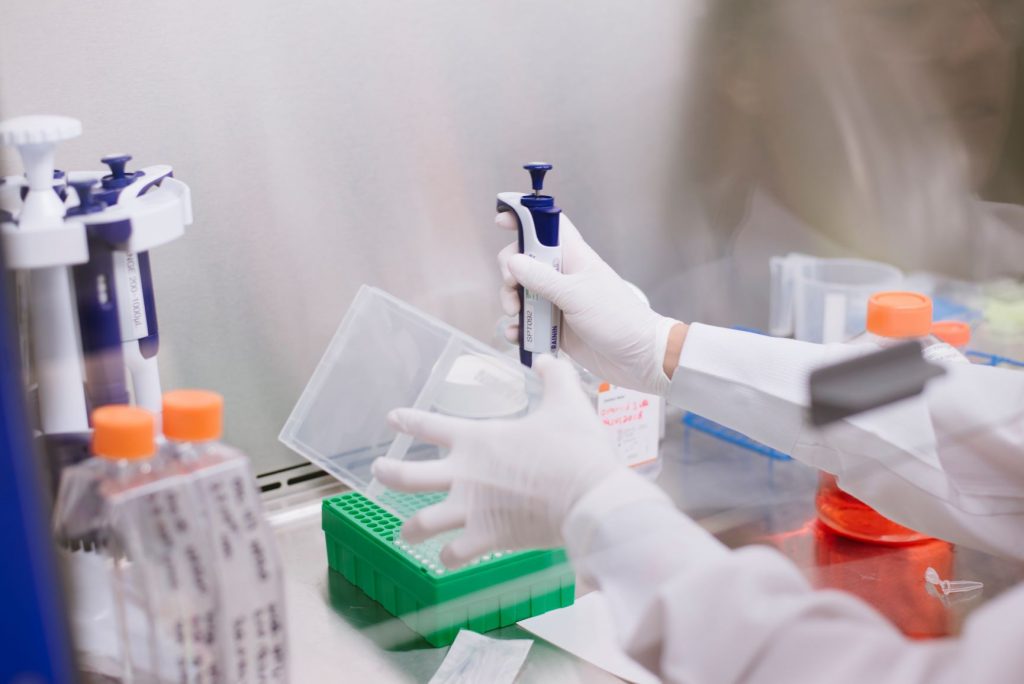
(90, 153), (189, 420)
(496, 163), (562, 367)
(0, 116), (90, 435)
(68, 179), (132, 412)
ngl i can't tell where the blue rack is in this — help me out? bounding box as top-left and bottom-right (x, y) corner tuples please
(931, 296), (985, 327)
(682, 412), (793, 461)
(965, 350), (1024, 370)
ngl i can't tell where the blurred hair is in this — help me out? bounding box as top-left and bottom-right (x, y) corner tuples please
(676, 0), (1016, 276)
(676, 0), (762, 240)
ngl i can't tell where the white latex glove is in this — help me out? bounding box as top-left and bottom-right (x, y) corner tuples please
(371, 356), (626, 568)
(497, 211), (679, 396)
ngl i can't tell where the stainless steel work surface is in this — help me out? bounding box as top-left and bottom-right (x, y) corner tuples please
(270, 407), (1024, 682)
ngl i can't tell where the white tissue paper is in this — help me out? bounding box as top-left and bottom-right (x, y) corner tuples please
(428, 629), (532, 684)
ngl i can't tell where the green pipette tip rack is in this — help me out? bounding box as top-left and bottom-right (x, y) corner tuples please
(322, 491), (575, 646)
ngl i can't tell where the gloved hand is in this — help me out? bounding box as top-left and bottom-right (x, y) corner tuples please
(372, 356), (625, 568)
(497, 211), (680, 396)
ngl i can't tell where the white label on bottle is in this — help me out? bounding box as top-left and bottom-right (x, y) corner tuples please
(192, 459), (288, 684)
(597, 385), (661, 467)
(112, 252), (149, 341)
(108, 478), (220, 682)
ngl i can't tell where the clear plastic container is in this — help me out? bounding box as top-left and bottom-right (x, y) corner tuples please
(815, 292), (967, 544)
(279, 286), (549, 513)
(162, 389), (288, 683)
(770, 253), (903, 343)
(54, 406), (219, 683)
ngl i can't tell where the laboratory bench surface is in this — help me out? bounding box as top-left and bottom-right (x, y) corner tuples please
(267, 407), (1024, 682)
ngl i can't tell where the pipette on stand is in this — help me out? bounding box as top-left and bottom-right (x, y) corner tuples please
(68, 179), (132, 412)
(1, 168), (70, 392)
(0, 117), (92, 487)
(87, 153), (193, 425)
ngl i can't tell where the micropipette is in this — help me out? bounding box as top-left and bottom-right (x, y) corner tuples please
(496, 163), (562, 367)
(0, 116), (90, 435)
(68, 179), (132, 412)
(95, 155), (162, 418)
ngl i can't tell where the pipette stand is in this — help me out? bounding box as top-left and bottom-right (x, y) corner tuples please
(1, 116), (192, 490)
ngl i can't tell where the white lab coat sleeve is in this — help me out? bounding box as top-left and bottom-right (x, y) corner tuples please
(665, 323), (1024, 560)
(564, 471), (1024, 684)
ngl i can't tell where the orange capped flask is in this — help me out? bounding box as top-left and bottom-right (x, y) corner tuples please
(815, 292), (967, 544)
(54, 406), (223, 682)
(92, 404), (156, 461)
(931, 320), (971, 354)
(90, 404), (162, 494)
(163, 388), (225, 446)
(162, 389), (289, 683)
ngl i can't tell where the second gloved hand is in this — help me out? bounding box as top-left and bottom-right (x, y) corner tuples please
(372, 356), (625, 568)
(497, 211), (680, 396)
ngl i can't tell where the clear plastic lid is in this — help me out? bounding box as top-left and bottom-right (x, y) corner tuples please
(279, 286), (545, 515)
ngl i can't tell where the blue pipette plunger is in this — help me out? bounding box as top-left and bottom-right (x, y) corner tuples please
(524, 163), (552, 196)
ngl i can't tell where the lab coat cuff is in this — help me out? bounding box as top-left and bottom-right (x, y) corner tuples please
(649, 316), (682, 397)
(562, 469), (674, 559)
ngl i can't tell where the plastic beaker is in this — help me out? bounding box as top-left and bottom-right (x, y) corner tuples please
(770, 254), (903, 343)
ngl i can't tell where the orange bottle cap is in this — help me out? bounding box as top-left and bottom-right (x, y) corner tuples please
(92, 405), (156, 460)
(163, 389), (223, 442)
(931, 320), (971, 348)
(866, 291), (932, 338)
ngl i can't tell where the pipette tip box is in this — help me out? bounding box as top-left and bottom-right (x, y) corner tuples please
(322, 491), (575, 646)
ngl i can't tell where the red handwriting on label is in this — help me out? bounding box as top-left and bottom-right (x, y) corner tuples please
(601, 411), (646, 426)
(599, 398), (650, 426)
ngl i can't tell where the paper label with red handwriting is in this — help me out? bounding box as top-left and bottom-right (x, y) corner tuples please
(597, 385), (660, 467)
